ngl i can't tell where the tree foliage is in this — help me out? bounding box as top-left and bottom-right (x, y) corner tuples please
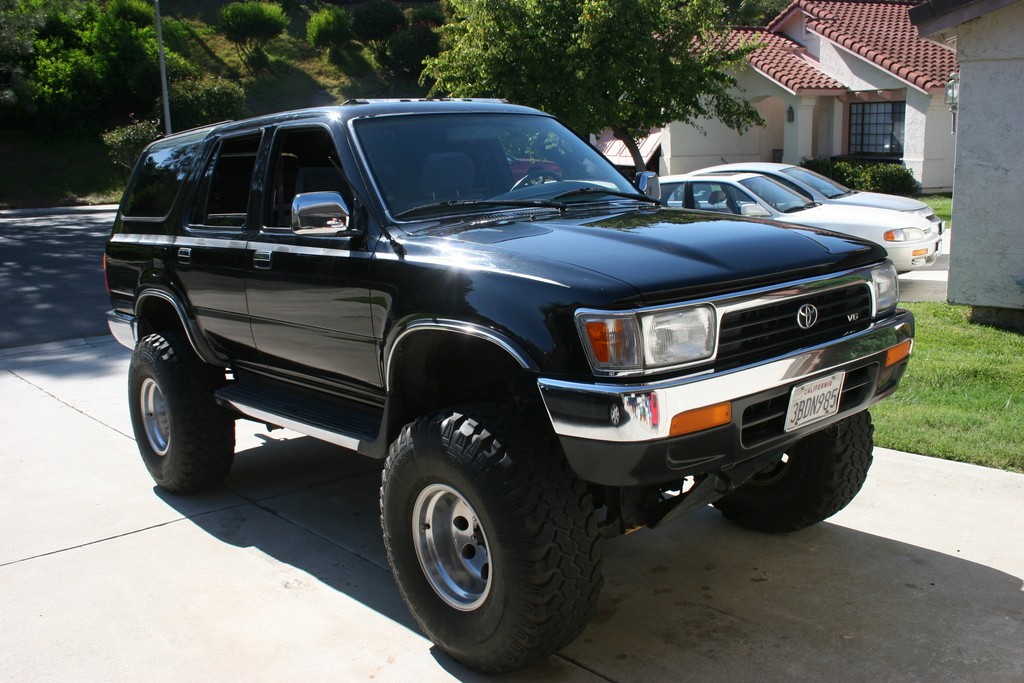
(424, 0), (763, 171)
(352, 0), (406, 61)
(218, 1), (288, 73)
(306, 6), (353, 54)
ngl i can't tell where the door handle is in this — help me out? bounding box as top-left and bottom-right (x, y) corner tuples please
(253, 250), (272, 269)
(177, 247), (192, 264)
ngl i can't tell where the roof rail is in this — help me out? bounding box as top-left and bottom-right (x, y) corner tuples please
(341, 98), (508, 105)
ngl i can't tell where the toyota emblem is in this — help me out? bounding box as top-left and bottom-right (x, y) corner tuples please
(796, 303), (819, 329)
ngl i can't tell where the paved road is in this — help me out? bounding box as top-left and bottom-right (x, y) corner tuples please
(0, 207), (116, 348)
(1, 337), (1021, 681)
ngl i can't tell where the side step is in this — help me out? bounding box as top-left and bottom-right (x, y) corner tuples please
(216, 378), (383, 455)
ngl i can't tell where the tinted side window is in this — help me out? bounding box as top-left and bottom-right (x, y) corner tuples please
(189, 133), (262, 229)
(263, 127), (348, 229)
(121, 131), (206, 218)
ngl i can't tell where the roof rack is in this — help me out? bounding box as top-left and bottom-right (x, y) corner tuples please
(341, 98), (508, 105)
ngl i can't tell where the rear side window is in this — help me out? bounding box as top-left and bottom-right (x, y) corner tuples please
(121, 130), (206, 218)
(189, 133), (262, 229)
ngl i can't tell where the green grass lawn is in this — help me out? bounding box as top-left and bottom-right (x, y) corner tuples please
(918, 193), (952, 229)
(871, 302), (1024, 472)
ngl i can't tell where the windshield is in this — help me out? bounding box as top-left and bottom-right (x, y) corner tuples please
(780, 166), (852, 199)
(738, 175), (814, 213)
(352, 113), (637, 220)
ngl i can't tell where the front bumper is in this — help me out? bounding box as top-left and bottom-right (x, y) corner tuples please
(887, 234), (942, 272)
(538, 309), (914, 486)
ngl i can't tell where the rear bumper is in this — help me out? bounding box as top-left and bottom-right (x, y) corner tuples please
(538, 309), (914, 486)
(106, 309), (137, 349)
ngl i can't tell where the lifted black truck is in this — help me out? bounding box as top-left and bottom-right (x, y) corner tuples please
(105, 99), (913, 673)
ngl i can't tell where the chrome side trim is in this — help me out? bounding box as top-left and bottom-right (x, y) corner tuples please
(538, 310), (913, 443)
(221, 398), (365, 451)
(384, 318), (538, 391)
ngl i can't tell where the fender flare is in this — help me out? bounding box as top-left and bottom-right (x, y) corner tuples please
(135, 288), (228, 367)
(382, 318), (539, 392)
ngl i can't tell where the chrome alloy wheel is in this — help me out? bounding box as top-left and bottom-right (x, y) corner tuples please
(139, 377), (171, 456)
(412, 483), (492, 611)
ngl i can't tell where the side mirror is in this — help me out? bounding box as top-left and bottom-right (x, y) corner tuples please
(740, 203), (771, 218)
(291, 191), (358, 237)
(635, 171), (661, 201)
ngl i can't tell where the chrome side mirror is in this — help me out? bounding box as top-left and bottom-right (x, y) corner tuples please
(635, 171), (661, 201)
(291, 191), (358, 237)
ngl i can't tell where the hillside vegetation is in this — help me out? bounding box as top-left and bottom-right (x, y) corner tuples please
(0, 0), (433, 209)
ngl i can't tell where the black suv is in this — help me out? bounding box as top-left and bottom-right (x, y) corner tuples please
(105, 99), (914, 673)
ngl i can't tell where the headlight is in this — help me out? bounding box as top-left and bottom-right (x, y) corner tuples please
(639, 306), (716, 368)
(884, 228), (926, 242)
(576, 305), (717, 374)
(871, 262), (899, 313)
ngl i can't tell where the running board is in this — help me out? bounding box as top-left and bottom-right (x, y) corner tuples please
(216, 379), (383, 455)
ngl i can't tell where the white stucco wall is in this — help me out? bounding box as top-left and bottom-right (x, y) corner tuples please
(660, 69), (788, 175)
(945, 1), (1024, 311)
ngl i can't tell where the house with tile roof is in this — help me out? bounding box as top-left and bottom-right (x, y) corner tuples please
(656, 0), (960, 192)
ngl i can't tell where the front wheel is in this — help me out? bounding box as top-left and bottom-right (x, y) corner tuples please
(128, 331), (235, 493)
(714, 411), (874, 533)
(380, 404), (602, 673)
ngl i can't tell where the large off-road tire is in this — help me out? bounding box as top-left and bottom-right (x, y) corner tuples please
(714, 411), (874, 533)
(380, 403), (603, 673)
(128, 331), (235, 493)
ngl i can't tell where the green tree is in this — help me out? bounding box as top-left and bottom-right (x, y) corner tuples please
(424, 0), (763, 172)
(306, 6), (353, 56)
(219, 1), (288, 74)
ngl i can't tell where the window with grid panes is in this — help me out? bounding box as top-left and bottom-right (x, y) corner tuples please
(848, 101), (905, 156)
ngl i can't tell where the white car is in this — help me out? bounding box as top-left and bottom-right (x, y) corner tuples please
(692, 161), (944, 233)
(661, 172), (942, 273)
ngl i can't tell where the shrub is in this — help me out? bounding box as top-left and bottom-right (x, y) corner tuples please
(169, 76), (245, 131)
(101, 119), (160, 169)
(107, 0), (154, 28)
(306, 7), (353, 53)
(353, 0), (405, 59)
(862, 163), (920, 195)
(219, 1), (288, 72)
(408, 4), (445, 27)
(388, 23), (439, 76)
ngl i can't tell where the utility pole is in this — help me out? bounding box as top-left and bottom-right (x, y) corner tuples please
(155, 0), (172, 135)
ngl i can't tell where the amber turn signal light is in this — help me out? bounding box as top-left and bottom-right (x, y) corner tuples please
(885, 339), (913, 367)
(669, 402), (732, 436)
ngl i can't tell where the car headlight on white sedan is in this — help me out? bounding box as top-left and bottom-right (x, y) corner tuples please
(576, 304), (717, 375)
(884, 227), (926, 242)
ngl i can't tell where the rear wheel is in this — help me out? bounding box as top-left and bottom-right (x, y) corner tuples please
(380, 403), (603, 673)
(128, 331), (235, 493)
(714, 411), (874, 533)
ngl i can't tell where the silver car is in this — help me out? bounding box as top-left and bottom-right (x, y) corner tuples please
(693, 162), (944, 233)
(661, 172), (942, 273)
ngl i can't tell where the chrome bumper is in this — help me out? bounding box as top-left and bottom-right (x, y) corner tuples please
(106, 309), (137, 349)
(538, 310), (914, 443)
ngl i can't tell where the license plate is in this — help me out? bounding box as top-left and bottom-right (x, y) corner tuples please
(785, 372), (845, 432)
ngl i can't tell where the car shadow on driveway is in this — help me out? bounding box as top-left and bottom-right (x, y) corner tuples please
(156, 430), (1024, 681)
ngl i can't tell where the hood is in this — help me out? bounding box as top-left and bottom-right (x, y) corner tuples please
(401, 208), (885, 305)
(829, 191), (930, 214)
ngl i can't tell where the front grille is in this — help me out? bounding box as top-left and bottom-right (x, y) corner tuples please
(716, 284), (872, 370)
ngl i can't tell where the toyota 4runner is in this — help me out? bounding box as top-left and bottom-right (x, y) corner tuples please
(104, 99), (914, 673)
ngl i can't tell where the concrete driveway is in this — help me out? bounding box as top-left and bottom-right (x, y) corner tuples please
(1, 336), (1021, 682)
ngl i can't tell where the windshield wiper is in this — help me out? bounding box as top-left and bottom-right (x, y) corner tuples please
(551, 187), (660, 204)
(782, 202), (819, 213)
(394, 198), (565, 221)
